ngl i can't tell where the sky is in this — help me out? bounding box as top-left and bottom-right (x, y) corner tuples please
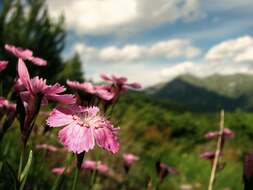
(45, 0), (253, 87)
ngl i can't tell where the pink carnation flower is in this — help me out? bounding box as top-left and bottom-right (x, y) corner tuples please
(205, 128), (235, 140)
(47, 105), (120, 154)
(52, 167), (66, 175)
(36, 144), (59, 152)
(82, 160), (109, 174)
(5, 44), (47, 66)
(100, 74), (141, 91)
(0, 60), (8, 72)
(156, 161), (178, 182)
(100, 74), (141, 102)
(0, 97), (16, 112)
(67, 80), (114, 101)
(16, 59), (75, 106)
(123, 153), (139, 166)
(200, 151), (223, 160)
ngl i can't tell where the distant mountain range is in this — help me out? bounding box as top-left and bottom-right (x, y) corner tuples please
(148, 74), (253, 112)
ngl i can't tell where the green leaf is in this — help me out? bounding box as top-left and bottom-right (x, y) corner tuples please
(20, 150), (33, 183)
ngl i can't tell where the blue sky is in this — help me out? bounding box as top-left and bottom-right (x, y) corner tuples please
(45, 0), (253, 86)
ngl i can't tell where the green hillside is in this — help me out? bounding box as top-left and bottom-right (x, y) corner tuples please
(149, 74), (253, 111)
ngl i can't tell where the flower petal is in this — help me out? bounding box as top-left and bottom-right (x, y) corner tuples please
(46, 94), (76, 104)
(29, 56), (47, 66)
(58, 124), (95, 154)
(47, 107), (74, 127)
(17, 58), (33, 93)
(94, 124), (120, 154)
(0, 60), (8, 72)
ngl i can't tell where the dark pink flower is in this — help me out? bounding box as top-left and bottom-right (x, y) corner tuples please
(123, 153), (139, 166)
(244, 152), (253, 188)
(47, 105), (120, 154)
(5, 44), (47, 66)
(100, 74), (141, 102)
(67, 80), (114, 101)
(52, 167), (66, 175)
(100, 74), (141, 91)
(0, 60), (8, 72)
(156, 161), (178, 182)
(82, 160), (109, 174)
(36, 144), (59, 152)
(204, 128), (234, 140)
(0, 97), (16, 112)
(200, 151), (223, 160)
(16, 59), (75, 106)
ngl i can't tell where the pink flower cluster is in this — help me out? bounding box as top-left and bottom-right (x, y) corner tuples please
(200, 127), (234, 170)
(1, 44), (143, 186)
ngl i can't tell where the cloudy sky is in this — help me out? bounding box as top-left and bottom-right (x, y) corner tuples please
(46, 0), (253, 87)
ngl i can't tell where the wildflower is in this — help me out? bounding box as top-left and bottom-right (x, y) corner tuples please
(67, 80), (114, 103)
(5, 44), (47, 66)
(52, 167), (66, 175)
(100, 74), (141, 102)
(204, 128), (234, 140)
(47, 105), (120, 154)
(16, 59), (75, 146)
(16, 59), (75, 106)
(0, 97), (16, 113)
(0, 97), (16, 141)
(244, 152), (253, 189)
(200, 151), (223, 160)
(156, 161), (178, 182)
(100, 74), (141, 91)
(0, 60), (8, 72)
(123, 153), (139, 173)
(36, 144), (59, 152)
(82, 160), (109, 174)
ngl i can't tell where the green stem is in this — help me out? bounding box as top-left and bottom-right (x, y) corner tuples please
(71, 168), (80, 190)
(18, 148), (24, 180)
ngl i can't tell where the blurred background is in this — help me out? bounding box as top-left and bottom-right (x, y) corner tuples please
(1, 0), (253, 189)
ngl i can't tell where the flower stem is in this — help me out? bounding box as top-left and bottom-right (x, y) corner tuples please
(208, 110), (224, 190)
(71, 168), (79, 190)
(18, 147), (24, 180)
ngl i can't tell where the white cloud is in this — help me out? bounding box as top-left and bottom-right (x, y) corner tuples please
(99, 45), (144, 61)
(46, 0), (203, 35)
(76, 35), (253, 87)
(206, 36), (253, 63)
(160, 62), (194, 79)
(149, 39), (200, 59)
(74, 38), (200, 63)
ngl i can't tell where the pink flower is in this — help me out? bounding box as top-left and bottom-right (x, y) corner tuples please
(82, 160), (97, 170)
(205, 128), (235, 140)
(47, 105), (120, 154)
(123, 153), (139, 166)
(97, 163), (109, 174)
(200, 151), (223, 160)
(67, 80), (114, 101)
(156, 161), (178, 182)
(100, 74), (141, 102)
(16, 59), (75, 105)
(0, 97), (16, 112)
(52, 167), (66, 175)
(36, 144), (59, 152)
(82, 160), (109, 174)
(100, 74), (141, 91)
(0, 60), (8, 72)
(5, 44), (47, 66)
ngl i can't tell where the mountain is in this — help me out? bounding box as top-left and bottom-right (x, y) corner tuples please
(149, 74), (253, 112)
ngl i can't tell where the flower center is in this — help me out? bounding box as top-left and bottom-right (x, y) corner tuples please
(72, 114), (102, 129)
